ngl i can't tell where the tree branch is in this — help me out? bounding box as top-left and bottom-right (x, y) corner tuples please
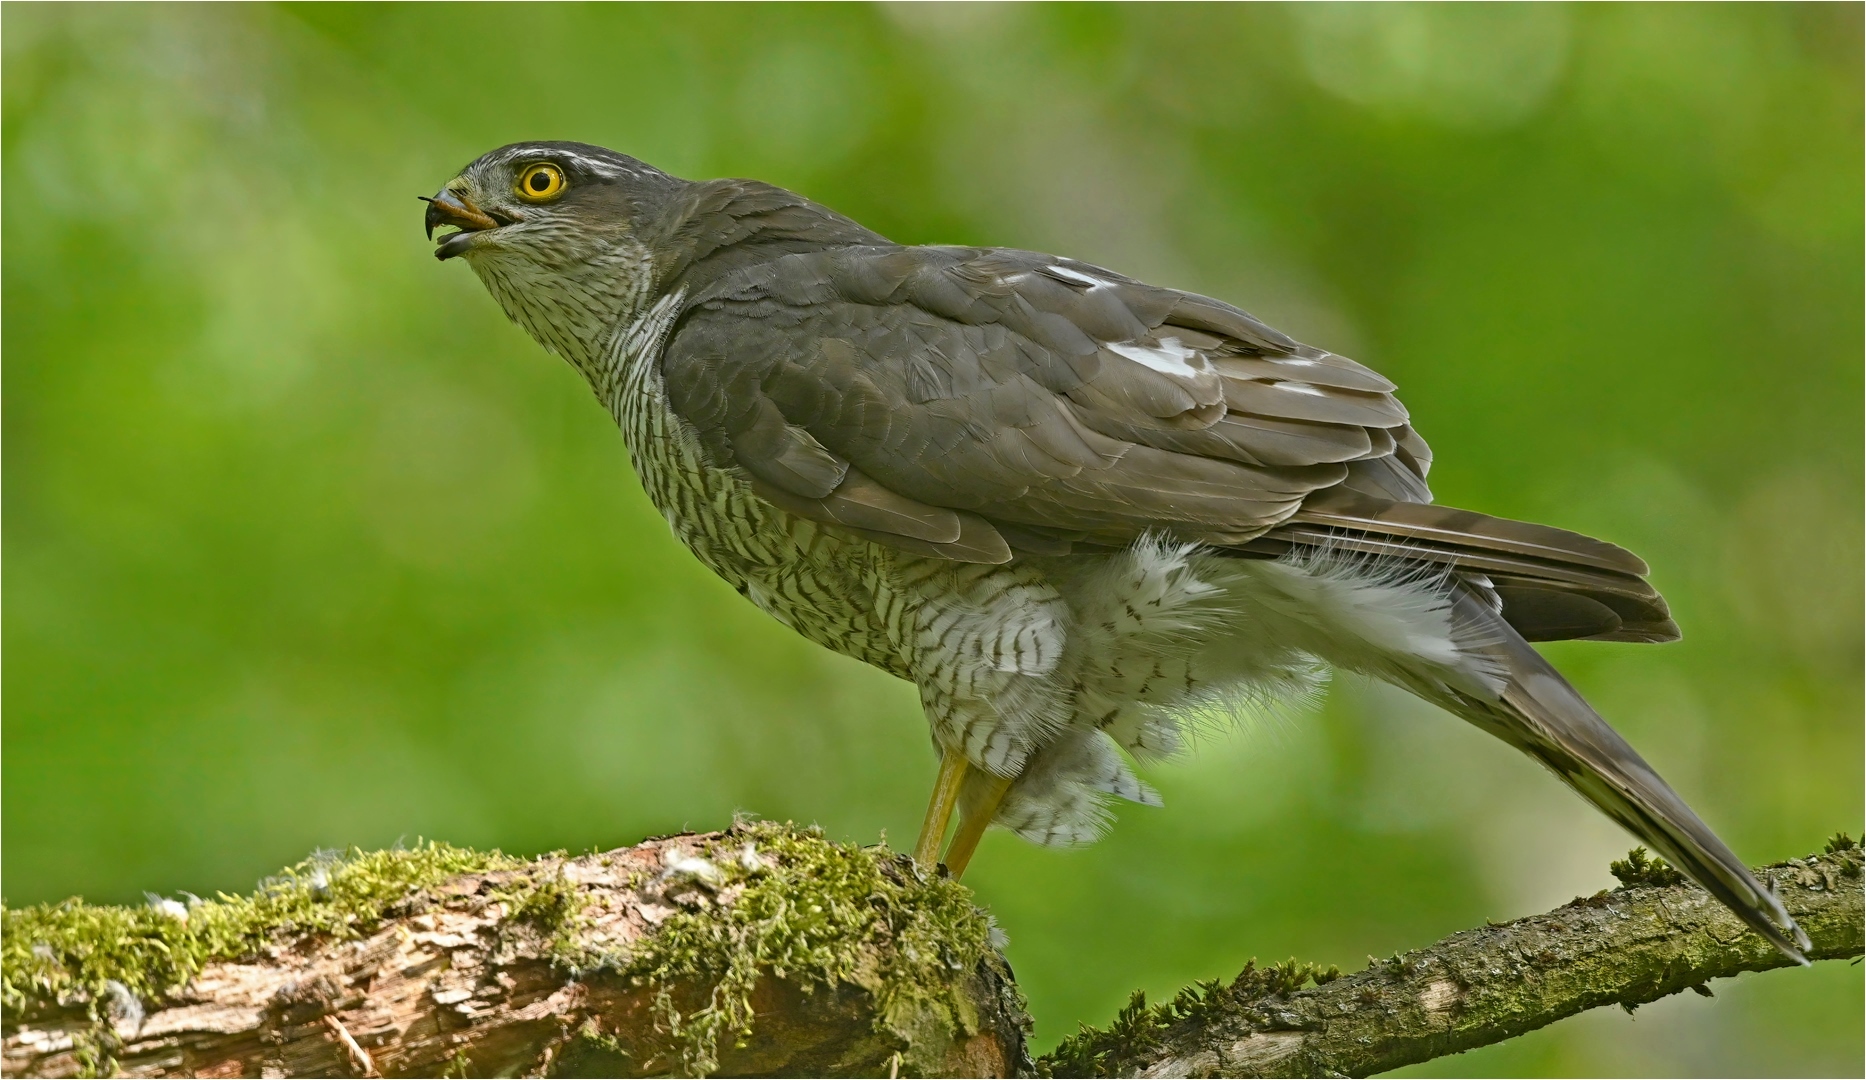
(2, 824), (1030, 1079)
(3, 828), (1856, 1079)
(1040, 839), (1863, 1078)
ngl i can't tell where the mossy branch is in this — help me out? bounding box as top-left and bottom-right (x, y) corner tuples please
(3, 831), (1857, 1079)
(2, 823), (1029, 1079)
(1040, 837), (1864, 1078)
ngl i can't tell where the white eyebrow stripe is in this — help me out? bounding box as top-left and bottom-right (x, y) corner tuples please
(495, 147), (631, 179)
(1047, 265), (1106, 287)
(572, 157), (630, 178)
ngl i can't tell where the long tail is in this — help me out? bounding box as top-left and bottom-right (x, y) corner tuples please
(1417, 587), (1810, 962)
(1233, 490), (1806, 960)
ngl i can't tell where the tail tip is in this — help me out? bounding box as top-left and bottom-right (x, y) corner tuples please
(1787, 921), (1813, 966)
(1762, 910), (1812, 965)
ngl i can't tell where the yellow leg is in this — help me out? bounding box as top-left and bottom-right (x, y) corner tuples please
(912, 748), (970, 869)
(943, 773), (1014, 880)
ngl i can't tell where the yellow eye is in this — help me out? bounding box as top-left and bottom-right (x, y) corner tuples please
(515, 163), (566, 201)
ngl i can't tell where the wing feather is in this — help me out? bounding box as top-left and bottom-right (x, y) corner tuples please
(1219, 377), (1409, 429)
(1293, 488), (1650, 576)
(1214, 413), (1377, 466)
(1211, 351), (1397, 394)
(727, 399), (849, 499)
(1341, 455), (1435, 503)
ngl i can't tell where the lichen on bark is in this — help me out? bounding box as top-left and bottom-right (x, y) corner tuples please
(3, 843), (519, 1022)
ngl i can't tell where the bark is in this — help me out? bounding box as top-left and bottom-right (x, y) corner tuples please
(1039, 842), (1864, 1078)
(3, 832), (1857, 1079)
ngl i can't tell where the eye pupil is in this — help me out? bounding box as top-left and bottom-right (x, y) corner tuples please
(530, 171), (550, 192)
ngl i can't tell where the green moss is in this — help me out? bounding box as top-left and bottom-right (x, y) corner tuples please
(1609, 847), (1686, 890)
(1038, 958), (1339, 1078)
(2, 842), (518, 1021)
(440, 1046), (475, 1078)
(622, 821), (1000, 1077)
(1824, 832), (1858, 854)
(492, 864), (591, 970)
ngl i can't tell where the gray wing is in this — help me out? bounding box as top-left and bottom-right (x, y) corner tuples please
(661, 244), (1673, 642)
(663, 245), (1411, 542)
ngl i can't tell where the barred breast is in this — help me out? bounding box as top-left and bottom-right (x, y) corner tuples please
(604, 293), (910, 678)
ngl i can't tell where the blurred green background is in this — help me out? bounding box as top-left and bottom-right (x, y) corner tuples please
(4, 3), (1860, 1075)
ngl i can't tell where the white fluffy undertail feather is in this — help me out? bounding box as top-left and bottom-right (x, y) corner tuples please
(996, 537), (1237, 844)
(1214, 541), (1510, 700)
(997, 536), (1515, 847)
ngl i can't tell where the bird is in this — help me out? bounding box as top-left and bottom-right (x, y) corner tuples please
(423, 141), (1808, 962)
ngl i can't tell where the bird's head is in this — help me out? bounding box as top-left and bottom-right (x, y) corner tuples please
(424, 142), (683, 368)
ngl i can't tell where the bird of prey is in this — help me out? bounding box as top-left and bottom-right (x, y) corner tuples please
(424, 141), (1807, 961)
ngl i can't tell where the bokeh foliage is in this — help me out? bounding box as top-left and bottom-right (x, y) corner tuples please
(3, 4), (1859, 1075)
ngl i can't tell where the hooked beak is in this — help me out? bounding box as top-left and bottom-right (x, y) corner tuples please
(421, 187), (506, 261)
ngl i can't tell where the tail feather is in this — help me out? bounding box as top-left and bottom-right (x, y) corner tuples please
(1430, 587), (1809, 962)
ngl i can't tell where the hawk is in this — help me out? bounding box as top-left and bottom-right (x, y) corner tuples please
(424, 142), (1806, 961)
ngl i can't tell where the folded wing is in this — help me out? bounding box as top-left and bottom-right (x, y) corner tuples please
(661, 243), (1670, 644)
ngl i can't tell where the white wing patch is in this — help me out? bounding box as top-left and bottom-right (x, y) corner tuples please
(1046, 264), (1108, 288)
(1108, 336), (1204, 378)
